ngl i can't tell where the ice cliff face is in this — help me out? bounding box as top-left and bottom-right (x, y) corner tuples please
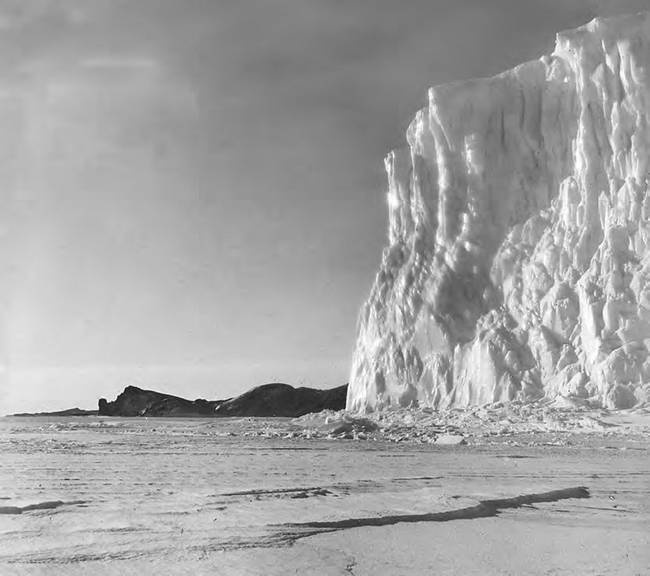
(348, 13), (650, 411)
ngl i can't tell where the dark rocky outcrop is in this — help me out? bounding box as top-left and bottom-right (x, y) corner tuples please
(98, 383), (347, 417)
(98, 386), (221, 417)
(214, 383), (348, 417)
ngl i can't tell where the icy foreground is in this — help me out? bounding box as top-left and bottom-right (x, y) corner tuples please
(2, 416), (648, 574)
(349, 13), (650, 411)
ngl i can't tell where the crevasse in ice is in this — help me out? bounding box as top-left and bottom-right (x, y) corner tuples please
(348, 12), (650, 411)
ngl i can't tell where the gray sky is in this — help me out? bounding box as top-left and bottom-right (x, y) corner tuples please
(2, 0), (649, 413)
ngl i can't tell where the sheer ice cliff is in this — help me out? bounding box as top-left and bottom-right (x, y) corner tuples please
(348, 13), (650, 412)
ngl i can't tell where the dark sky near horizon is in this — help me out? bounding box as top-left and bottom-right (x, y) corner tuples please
(1, 0), (649, 413)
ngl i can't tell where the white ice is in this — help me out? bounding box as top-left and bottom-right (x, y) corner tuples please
(349, 12), (650, 411)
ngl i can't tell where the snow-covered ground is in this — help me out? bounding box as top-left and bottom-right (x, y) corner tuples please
(1, 414), (648, 575)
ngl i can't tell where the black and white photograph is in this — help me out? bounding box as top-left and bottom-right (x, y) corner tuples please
(1, 1), (649, 574)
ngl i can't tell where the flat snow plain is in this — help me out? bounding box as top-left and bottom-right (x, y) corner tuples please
(1, 407), (648, 575)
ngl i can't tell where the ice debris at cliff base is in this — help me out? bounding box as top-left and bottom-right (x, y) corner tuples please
(230, 402), (650, 446)
(348, 12), (650, 411)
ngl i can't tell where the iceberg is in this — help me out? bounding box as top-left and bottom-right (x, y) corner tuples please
(349, 12), (650, 411)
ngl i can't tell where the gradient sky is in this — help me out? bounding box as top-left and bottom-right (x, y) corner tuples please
(2, 0), (649, 413)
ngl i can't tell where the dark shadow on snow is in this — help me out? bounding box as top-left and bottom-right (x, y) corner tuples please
(195, 486), (590, 552)
(280, 486), (590, 539)
(0, 500), (87, 515)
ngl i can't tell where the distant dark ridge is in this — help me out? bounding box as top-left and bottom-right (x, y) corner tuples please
(214, 383), (348, 417)
(10, 408), (99, 417)
(98, 383), (347, 418)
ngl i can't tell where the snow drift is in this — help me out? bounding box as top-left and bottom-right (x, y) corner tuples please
(349, 12), (650, 411)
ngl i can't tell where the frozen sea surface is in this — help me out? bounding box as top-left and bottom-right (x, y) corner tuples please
(1, 416), (648, 575)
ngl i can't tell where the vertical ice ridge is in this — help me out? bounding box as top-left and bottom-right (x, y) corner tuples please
(348, 12), (650, 412)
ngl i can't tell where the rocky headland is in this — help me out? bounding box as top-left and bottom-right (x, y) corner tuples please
(10, 407), (99, 417)
(96, 383), (348, 418)
(10, 383), (347, 418)
(213, 382), (348, 417)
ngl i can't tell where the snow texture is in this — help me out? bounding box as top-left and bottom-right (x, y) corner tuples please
(349, 13), (650, 411)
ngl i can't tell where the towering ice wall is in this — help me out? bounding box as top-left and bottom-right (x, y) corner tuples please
(348, 13), (650, 411)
